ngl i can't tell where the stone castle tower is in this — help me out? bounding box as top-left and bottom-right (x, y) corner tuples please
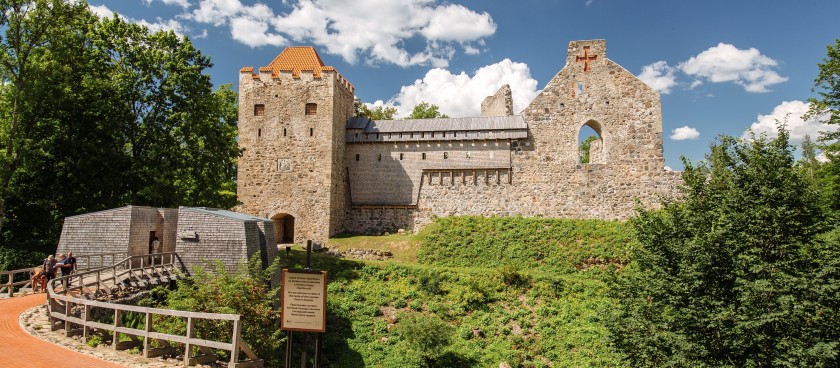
(238, 40), (681, 245)
(237, 46), (355, 244)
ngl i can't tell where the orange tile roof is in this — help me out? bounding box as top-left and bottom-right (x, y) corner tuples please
(262, 46), (336, 78)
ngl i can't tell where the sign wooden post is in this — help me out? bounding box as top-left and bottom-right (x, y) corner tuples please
(282, 240), (327, 367)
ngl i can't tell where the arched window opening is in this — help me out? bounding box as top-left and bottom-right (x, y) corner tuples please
(578, 120), (604, 164)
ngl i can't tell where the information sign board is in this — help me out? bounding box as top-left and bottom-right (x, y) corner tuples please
(281, 269), (327, 332)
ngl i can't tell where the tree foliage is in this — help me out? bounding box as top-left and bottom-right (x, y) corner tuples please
(808, 39), (840, 213)
(610, 130), (840, 367)
(152, 257), (282, 366)
(0, 2), (239, 253)
(355, 98), (397, 120)
(579, 135), (599, 164)
(406, 101), (448, 119)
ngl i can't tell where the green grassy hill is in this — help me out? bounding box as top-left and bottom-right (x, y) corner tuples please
(287, 216), (633, 368)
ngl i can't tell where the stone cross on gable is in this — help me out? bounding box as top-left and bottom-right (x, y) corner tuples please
(576, 46), (597, 72)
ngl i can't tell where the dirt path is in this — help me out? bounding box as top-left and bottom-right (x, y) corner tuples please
(0, 293), (125, 368)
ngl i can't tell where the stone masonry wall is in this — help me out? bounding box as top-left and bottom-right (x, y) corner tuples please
(343, 207), (417, 235)
(237, 69), (354, 244)
(343, 40), (681, 234)
(241, 41), (680, 239)
(345, 140), (512, 205)
(481, 84), (513, 117)
(330, 75), (356, 236)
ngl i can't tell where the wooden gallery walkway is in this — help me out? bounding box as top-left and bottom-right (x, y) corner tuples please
(0, 293), (124, 368)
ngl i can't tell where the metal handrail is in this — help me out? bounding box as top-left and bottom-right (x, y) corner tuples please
(46, 253), (262, 368)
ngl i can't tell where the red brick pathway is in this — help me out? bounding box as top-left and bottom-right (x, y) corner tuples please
(0, 293), (125, 368)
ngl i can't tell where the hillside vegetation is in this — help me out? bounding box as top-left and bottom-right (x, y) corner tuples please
(295, 217), (633, 367)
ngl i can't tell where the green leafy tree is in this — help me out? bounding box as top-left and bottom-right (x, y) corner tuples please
(93, 16), (240, 208)
(0, 4), (240, 253)
(0, 0), (90, 237)
(579, 135), (598, 163)
(611, 130), (839, 367)
(808, 39), (840, 213)
(406, 102), (448, 119)
(356, 103), (397, 120)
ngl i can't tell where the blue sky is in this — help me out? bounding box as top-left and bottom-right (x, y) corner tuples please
(89, 0), (839, 170)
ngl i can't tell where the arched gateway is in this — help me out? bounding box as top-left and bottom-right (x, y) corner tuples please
(271, 213), (295, 244)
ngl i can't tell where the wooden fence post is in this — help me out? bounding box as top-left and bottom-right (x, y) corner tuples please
(6, 273), (14, 297)
(83, 305), (91, 342)
(113, 309), (121, 350)
(143, 311), (152, 358)
(230, 319), (243, 367)
(184, 316), (195, 366)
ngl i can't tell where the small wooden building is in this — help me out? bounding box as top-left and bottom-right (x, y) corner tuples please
(56, 206), (278, 275)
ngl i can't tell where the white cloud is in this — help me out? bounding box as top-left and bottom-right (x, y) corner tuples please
(186, 0), (495, 66)
(421, 4), (496, 42)
(679, 43), (788, 93)
(670, 126), (700, 140)
(743, 100), (836, 143)
(190, 0), (244, 26)
(89, 4), (115, 18)
(230, 16), (286, 46)
(637, 61), (676, 94)
(135, 18), (188, 37)
(816, 152), (829, 163)
(143, 0), (191, 9)
(387, 59), (540, 118)
(88, 4), (187, 37)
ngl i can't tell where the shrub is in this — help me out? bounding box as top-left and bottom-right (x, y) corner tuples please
(499, 266), (530, 287)
(398, 312), (454, 367)
(160, 255), (283, 366)
(86, 334), (102, 348)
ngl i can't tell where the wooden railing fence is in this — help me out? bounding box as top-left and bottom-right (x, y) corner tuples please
(1, 251), (128, 297)
(44, 252), (262, 368)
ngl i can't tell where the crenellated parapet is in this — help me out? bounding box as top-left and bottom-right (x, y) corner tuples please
(240, 67), (354, 94)
(239, 46), (354, 94)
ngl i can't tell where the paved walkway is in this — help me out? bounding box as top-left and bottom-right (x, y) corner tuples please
(0, 293), (125, 368)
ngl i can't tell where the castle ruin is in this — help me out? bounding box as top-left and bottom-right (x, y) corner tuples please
(236, 40), (682, 244)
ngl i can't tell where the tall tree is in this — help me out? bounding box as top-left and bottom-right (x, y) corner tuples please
(406, 102), (448, 119)
(611, 130), (839, 367)
(808, 39), (840, 212)
(0, 0), (89, 236)
(0, 4), (240, 252)
(356, 99), (397, 120)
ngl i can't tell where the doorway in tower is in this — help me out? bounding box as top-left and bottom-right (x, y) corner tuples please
(271, 213), (295, 244)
